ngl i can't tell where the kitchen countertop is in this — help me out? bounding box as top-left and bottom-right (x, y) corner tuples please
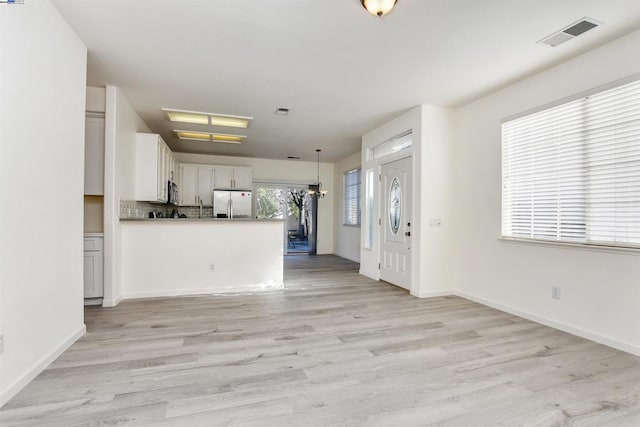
(120, 217), (284, 222)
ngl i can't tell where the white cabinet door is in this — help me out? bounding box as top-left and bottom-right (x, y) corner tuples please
(214, 167), (233, 189)
(84, 115), (105, 195)
(157, 141), (166, 202)
(197, 166), (214, 206)
(180, 164), (198, 206)
(83, 237), (103, 299)
(233, 167), (253, 190)
(136, 133), (174, 203)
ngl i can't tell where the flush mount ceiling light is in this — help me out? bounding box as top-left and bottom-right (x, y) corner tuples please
(174, 130), (246, 144)
(163, 108), (253, 129)
(361, 0), (397, 17)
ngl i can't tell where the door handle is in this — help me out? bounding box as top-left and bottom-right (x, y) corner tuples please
(404, 231), (411, 237)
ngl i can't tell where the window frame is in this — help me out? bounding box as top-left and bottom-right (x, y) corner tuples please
(501, 74), (640, 252)
(343, 167), (362, 227)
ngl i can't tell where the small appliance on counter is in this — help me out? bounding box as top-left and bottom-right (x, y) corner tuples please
(149, 211), (164, 218)
(170, 209), (179, 218)
(213, 190), (251, 219)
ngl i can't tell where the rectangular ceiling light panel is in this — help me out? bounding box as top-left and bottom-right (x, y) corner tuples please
(163, 109), (208, 125)
(175, 130), (211, 141)
(174, 130), (246, 144)
(210, 115), (251, 129)
(163, 108), (252, 128)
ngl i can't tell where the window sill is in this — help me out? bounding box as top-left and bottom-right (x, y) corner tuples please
(498, 237), (640, 255)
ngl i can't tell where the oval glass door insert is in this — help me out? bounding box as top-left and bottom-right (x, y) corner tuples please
(389, 178), (401, 235)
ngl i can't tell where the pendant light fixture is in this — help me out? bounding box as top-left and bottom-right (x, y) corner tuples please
(361, 0), (397, 17)
(308, 149), (327, 198)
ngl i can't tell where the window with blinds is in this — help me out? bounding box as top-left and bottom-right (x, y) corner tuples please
(502, 77), (640, 249)
(344, 168), (361, 226)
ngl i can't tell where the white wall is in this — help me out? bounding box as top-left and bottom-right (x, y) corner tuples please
(333, 151), (362, 262)
(86, 86), (106, 113)
(418, 105), (455, 296)
(0, 0), (87, 406)
(121, 221), (284, 298)
(103, 86), (151, 306)
(361, 105), (455, 298)
(453, 29), (640, 355)
(175, 152), (335, 254)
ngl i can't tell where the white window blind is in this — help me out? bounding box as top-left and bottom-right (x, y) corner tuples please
(344, 168), (361, 226)
(502, 78), (640, 248)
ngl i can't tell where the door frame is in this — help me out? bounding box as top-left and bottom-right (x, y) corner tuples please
(252, 181), (314, 255)
(360, 128), (418, 296)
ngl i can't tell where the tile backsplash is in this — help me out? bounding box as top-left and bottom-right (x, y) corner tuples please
(120, 200), (214, 219)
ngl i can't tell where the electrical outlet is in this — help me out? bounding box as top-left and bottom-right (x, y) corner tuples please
(209, 264), (216, 272)
(552, 286), (561, 299)
(429, 218), (442, 227)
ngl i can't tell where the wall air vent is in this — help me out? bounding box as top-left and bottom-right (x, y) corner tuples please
(287, 156), (301, 159)
(538, 17), (601, 47)
(275, 107), (290, 115)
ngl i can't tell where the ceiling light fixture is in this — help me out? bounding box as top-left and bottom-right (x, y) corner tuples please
(174, 130), (246, 144)
(361, 0), (397, 17)
(163, 108), (253, 128)
(308, 149), (327, 198)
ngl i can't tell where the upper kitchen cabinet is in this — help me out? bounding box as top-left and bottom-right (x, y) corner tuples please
(179, 164), (214, 206)
(84, 113), (105, 195)
(214, 166), (252, 190)
(135, 133), (175, 203)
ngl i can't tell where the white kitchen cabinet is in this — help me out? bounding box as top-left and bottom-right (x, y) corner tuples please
(197, 166), (214, 206)
(83, 235), (103, 301)
(180, 164), (198, 206)
(213, 166), (252, 190)
(179, 164), (215, 206)
(84, 114), (105, 195)
(233, 167), (253, 190)
(214, 167), (233, 189)
(135, 133), (172, 203)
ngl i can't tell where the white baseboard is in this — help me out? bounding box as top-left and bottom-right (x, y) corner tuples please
(121, 282), (285, 300)
(454, 290), (640, 357)
(412, 289), (454, 298)
(102, 296), (122, 307)
(0, 324), (86, 408)
(335, 252), (360, 263)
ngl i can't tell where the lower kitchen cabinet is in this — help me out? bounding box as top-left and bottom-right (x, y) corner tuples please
(83, 234), (103, 304)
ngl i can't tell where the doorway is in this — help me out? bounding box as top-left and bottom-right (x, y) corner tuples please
(380, 156), (412, 290)
(254, 184), (315, 255)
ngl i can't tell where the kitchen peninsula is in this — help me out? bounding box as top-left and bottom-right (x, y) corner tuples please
(120, 218), (284, 299)
(115, 132), (285, 300)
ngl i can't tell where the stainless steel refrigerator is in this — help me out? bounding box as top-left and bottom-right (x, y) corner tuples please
(213, 190), (252, 218)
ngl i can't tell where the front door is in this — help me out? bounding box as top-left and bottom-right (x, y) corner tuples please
(380, 156), (412, 290)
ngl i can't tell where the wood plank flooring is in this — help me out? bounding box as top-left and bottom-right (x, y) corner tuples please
(2, 255), (639, 426)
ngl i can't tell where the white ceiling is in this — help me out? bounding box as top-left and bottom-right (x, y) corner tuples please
(53, 0), (640, 162)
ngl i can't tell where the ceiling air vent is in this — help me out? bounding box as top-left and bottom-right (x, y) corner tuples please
(287, 156), (301, 160)
(539, 17), (601, 47)
(275, 107), (290, 115)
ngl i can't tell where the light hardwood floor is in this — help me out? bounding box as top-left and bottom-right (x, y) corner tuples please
(2, 255), (639, 426)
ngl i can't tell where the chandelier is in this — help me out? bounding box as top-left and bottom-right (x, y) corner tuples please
(308, 149), (327, 198)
